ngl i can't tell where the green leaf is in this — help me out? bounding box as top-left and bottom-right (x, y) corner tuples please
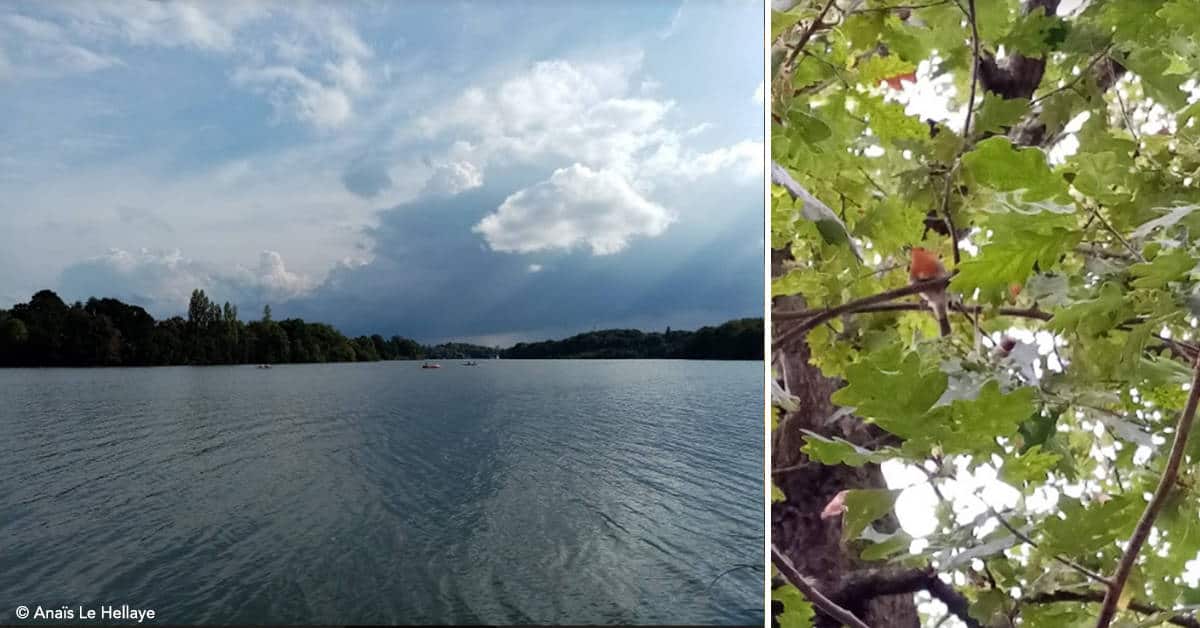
(856, 93), (929, 145)
(831, 348), (948, 431)
(962, 137), (1068, 202)
(801, 430), (894, 467)
(773, 584), (815, 628)
(1070, 152), (1130, 204)
(1000, 444), (1062, 484)
(1129, 247), (1195, 289)
(860, 529), (912, 561)
(789, 109), (833, 145)
(1018, 410), (1060, 451)
(772, 483), (787, 503)
(951, 214), (1080, 303)
(970, 589), (1011, 626)
(855, 55), (916, 86)
(772, 268), (830, 299)
(925, 382), (1037, 455)
(998, 7), (1066, 55)
(1041, 495), (1143, 556)
(771, 10), (803, 41)
(842, 488), (900, 541)
(1049, 282), (1133, 337)
(974, 94), (1031, 134)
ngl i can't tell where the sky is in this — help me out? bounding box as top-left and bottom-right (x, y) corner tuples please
(0, 0), (764, 344)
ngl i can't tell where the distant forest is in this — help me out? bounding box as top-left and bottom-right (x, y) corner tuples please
(0, 289), (762, 367)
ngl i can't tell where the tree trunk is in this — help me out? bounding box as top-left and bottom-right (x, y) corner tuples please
(771, 247), (920, 628)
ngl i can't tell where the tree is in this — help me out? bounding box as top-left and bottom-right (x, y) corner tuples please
(772, 2), (1200, 627)
(262, 304), (272, 323)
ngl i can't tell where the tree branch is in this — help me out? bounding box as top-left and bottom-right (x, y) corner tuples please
(774, 298), (1199, 360)
(1028, 589), (1200, 628)
(772, 276), (951, 351)
(832, 567), (981, 628)
(782, 0), (838, 70)
(937, 0), (980, 267)
(1095, 352), (1200, 628)
(772, 544), (873, 628)
(986, 507), (1113, 587)
(849, 0), (952, 13)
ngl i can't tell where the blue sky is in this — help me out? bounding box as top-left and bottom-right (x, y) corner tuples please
(0, 0), (763, 344)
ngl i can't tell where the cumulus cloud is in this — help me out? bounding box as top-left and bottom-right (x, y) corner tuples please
(753, 81), (764, 105)
(473, 164), (674, 255)
(57, 248), (314, 317)
(691, 140), (764, 183)
(237, 250), (315, 302)
(527, 264), (543, 273)
(416, 55), (760, 193)
(421, 160), (483, 198)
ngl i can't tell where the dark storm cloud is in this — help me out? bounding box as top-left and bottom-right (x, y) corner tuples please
(282, 170), (762, 342)
(341, 155), (394, 199)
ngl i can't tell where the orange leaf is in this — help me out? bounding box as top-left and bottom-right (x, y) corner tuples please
(881, 71), (917, 90)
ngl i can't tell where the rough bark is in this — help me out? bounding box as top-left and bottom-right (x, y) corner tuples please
(771, 247), (920, 628)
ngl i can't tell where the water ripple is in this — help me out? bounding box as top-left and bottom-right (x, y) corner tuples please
(0, 361), (762, 625)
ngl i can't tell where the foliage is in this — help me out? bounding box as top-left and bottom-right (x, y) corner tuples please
(500, 318), (763, 360)
(773, 0), (1200, 626)
(0, 290), (761, 366)
(0, 289), (422, 367)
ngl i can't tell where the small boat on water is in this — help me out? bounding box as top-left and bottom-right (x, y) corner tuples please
(257, 364), (272, 369)
(462, 360), (479, 366)
(421, 362), (441, 369)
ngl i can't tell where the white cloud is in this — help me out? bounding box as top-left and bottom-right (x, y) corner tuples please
(58, 248), (314, 316)
(473, 164), (674, 255)
(527, 264), (543, 273)
(233, 65), (353, 130)
(421, 160), (483, 197)
(15, 3), (374, 130)
(237, 250), (315, 301)
(416, 54), (760, 193)
(691, 140), (764, 183)
(753, 81), (764, 105)
(0, 13), (121, 80)
(325, 57), (367, 93)
(51, 1), (268, 53)
(658, 2), (686, 39)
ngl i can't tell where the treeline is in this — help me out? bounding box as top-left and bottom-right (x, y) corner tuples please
(0, 289), (762, 367)
(0, 289), (422, 367)
(423, 319), (763, 360)
(500, 318), (762, 360)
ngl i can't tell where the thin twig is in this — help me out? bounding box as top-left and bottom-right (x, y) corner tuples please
(1113, 80), (1141, 146)
(849, 0), (951, 13)
(1028, 589), (1200, 628)
(772, 276), (951, 351)
(987, 507), (1113, 587)
(782, 0), (839, 70)
(772, 545), (873, 628)
(1096, 352), (1200, 628)
(1090, 205), (1145, 262)
(934, 0), (980, 267)
(774, 301), (1200, 360)
(1029, 44), (1114, 106)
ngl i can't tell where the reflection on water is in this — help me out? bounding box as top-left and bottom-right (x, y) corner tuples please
(0, 360), (762, 624)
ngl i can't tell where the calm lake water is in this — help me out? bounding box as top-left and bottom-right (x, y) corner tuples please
(0, 360), (763, 625)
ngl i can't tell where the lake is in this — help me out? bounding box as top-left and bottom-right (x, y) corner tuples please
(0, 360), (763, 625)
